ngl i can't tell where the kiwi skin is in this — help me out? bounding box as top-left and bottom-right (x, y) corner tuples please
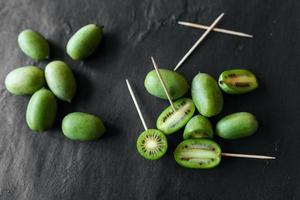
(191, 73), (223, 117)
(216, 112), (258, 140)
(183, 115), (214, 140)
(136, 129), (168, 160)
(174, 139), (222, 169)
(144, 69), (190, 100)
(156, 98), (195, 135)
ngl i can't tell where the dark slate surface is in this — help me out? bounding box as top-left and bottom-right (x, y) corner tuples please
(0, 0), (299, 199)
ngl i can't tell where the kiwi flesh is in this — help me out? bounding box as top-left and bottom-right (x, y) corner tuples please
(156, 98), (195, 135)
(136, 129), (168, 160)
(183, 115), (214, 140)
(174, 139), (221, 169)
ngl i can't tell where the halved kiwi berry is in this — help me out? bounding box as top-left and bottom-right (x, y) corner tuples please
(137, 129), (168, 160)
(174, 139), (221, 169)
(183, 115), (213, 140)
(218, 69), (258, 94)
(156, 98), (195, 135)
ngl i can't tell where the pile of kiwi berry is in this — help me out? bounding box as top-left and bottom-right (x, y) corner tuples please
(137, 66), (259, 169)
(4, 24), (106, 141)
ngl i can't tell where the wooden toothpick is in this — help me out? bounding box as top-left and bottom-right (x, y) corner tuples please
(173, 13), (224, 71)
(221, 152), (276, 160)
(126, 79), (148, 131)
(151, 57), (176, 112)
(178, 21), (253, 38)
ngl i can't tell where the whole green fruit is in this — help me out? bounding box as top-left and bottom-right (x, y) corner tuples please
(191, 73), (223, 117)
(18, 29), (50, 60)
(216, 112), (258, 139)
(62, 112), (106, 141)
(26, 88), (57, 131)
(66, 24), (103, 60)
(5, 66), (45, 95)
(45, 60), (77, 102)
(144, 69), (189, 100)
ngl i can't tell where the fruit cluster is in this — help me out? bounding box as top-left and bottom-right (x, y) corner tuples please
(5, 24), (106, 141)
(136, 68), (259, 168)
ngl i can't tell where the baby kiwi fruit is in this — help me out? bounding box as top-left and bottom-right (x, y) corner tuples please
(183, 115), (214, 140)
(174, 139), (221, 169)
(137, 129), (168, 160)
(218, 69), (258, 94)
(157, 98), (195, 135)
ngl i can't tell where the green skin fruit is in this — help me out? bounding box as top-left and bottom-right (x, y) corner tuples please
(62, 112), (106, 141)
(157, 98), (195, 135)
(218, 69), (258, 94)
(136, 129), (168, 160)
(18, 29), (50, 60)
(26, 88), (57, 131)
(5, 66), (45, 95)
(144, 69), (190, 100)
(66, 24), (103, 60)
(45, 60), (77, 102)
(174, 139), (221, 169)
(191, 73), (223, 117)
(216, 112), (258, 139)
(183, 115), (214, 140)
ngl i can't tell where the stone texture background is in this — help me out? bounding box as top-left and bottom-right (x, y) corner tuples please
(0, 0), (299, 199)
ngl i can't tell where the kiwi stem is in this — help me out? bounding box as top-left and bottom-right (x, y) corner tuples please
(221, 152), (276, 160)
(126, 79), (148, 131)
(151, 57), (176, 112)
(177, 21), (253, 38)
(173, 13), (224, 71)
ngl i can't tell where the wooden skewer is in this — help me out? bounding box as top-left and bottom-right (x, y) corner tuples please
(173, 13), (224, 71)
(151, 57), (176, 112)
(126, 79), (148, 131)
(221, 153), (276, 160)
(178, 21), (253, 38)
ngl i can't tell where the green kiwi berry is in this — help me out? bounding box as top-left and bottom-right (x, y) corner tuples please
(156, 98), (195, 135)
(144, 69), (189, 100)
(183, 115), (213, 139)
(191, 73), (223, 117)
(174, 139), (222, 169)
(5, 66), (45, 95)
(18, 29), (50, 60)
(216, 112), (258, 140)
(66, 24), (103, 60)
(45, 60), (77, 102)
(26, 88), (57, 131)
(136, 129), (168, 160)
(218, 69), (258, 94)
(62, 112), (106, 141)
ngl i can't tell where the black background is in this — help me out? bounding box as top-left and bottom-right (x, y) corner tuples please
(0, 0), (299, 199)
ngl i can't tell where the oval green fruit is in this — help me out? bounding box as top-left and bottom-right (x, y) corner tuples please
(5, 66), (45, 95)
(157, 98), (195, 135)
(218, 69), (258, 94)
(66, 24), (103, 60)
(26, 88), (57, 131)
(45, 61), (77, 102)
(174, 139), (221, 169)
(216, 112), (258, 139)
(18, 29), (50, 60)
(144, 69), (189, 100)
(191, 73), (223, 117)
(62, 112), (106, 141)
(183, 115), (213, 140)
